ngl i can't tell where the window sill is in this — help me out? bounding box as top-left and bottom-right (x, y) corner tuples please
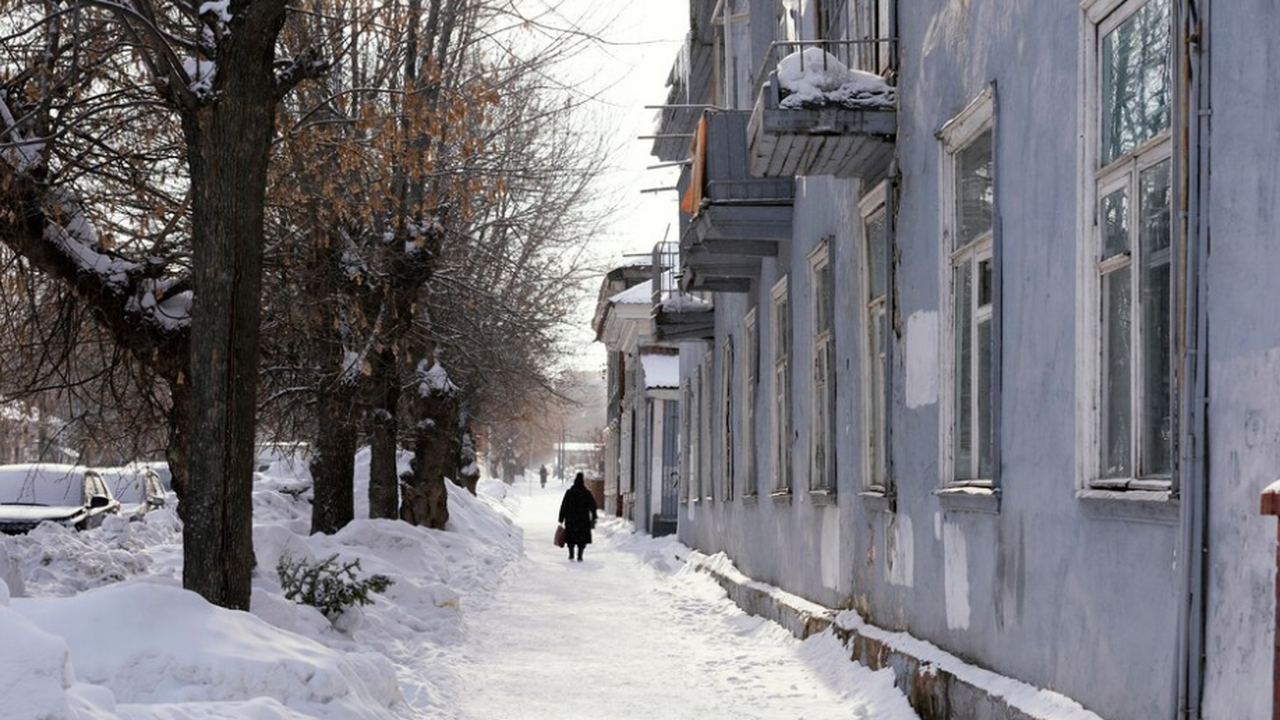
(770, 489), (793, 506)
(809, 489), (837, 507)
(935, 486), (1001, 514)
(858, 490), (895, 513)
(1076, 488), (1179, 525)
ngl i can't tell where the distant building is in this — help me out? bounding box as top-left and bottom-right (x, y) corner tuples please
(594, 264), (681, 535)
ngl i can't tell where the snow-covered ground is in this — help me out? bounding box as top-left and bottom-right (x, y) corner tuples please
(0, 456), (916, 719)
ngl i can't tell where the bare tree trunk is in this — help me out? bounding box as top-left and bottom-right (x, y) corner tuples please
(167, 382), (191, 505)
(180, 11), (287, 610)
(456, 421), (479, 495)
(401, 370), (456, 529)
(367, 349), (401, 519)
(310, 387), (358, 534)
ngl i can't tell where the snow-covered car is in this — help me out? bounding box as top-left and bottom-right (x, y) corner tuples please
(0, 464), (121, 534)
(99, 463), (169, 519)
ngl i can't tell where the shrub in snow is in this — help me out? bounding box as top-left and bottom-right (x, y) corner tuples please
(277, 553), (393, 622)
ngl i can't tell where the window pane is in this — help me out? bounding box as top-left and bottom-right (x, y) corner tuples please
(954, 262), (973, 480)
(954, 129), (994, 249)
(776, 365), (789, 490)
(1101, 0), (1171, 165)
(815, 262), (833, 334)
(1102, 187), (1130, 259)
(977, 317), (993, 479)
(813, 344), (830, 489)
(1141, 159), (1172, 255)
(1100, 270), (1133, 478)
(723, 344), (734, 497)
(978, 257), (993, 308)
(869, 309), (885, 487)
(1140, 159), (1173, 476)
(775, 298), (788, 362)
(866, 208), (887, 300)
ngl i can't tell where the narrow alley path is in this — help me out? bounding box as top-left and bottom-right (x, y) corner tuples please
(454, 482), (915, 720)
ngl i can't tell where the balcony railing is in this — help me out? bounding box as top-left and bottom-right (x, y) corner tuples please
(748, 38), (898, 180)
(651, 240), (714, 342)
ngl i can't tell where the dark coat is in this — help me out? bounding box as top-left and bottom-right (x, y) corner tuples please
(558, 480), (598, 546)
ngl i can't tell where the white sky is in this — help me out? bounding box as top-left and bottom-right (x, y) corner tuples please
(535, 0), (690, 373)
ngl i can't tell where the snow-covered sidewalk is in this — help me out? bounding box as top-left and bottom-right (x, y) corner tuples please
(0, 464), (916, 719)
(454, 483), (917, 720)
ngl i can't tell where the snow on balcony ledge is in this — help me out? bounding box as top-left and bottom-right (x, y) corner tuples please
(775, 48), (895, 112)
(660, 294), (713, 313)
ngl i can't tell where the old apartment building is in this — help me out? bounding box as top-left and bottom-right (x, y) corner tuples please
(598, 0), (1277, 717)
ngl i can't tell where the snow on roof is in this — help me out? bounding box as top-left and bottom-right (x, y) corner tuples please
(641, 354), (680, 389)
(776, 48), (895, 110)
(609, 279), (653, 306)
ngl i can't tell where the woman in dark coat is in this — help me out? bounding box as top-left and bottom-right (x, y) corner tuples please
(558, 472), (598, 562)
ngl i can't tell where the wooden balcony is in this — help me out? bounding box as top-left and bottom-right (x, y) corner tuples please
(747, 40), (897, 181)
(680, 110), (793, 292)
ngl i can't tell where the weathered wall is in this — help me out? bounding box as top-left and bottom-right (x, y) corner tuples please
(1201, 1), (1280, 717)
(672, 0), (1191, 718)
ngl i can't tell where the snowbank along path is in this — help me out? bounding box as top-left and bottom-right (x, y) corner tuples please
(455, 482), (916, 720)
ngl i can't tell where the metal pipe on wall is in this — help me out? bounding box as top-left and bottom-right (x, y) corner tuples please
(1174, 0), (1210, 717)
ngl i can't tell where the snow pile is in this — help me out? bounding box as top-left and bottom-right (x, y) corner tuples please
(0, 590), (81, 720)
(3, 512), (182, 597)
(17, 583), (404, 718)
(0, 454), (524, 719)
(775, 48), (895, 110)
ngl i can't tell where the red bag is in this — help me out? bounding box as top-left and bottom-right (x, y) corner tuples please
(553, 524), (566, 548)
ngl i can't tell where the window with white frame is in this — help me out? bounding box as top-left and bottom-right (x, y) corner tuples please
(743, 309), (759, 497)
(940, 89), (995, 486)
(721, 337), (735, 501)
(771, 276), (792, 494)
(810, 241), (836, 493)
(1084, 0), (1174, 487)
(861, 185), (889, 492)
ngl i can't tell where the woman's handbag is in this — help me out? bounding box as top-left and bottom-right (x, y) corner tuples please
(554, 524), (566, 548)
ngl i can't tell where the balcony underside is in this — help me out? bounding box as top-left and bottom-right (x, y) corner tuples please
(682, 244), (757, 294)
(691, 204), (792, 246)
(748, 102), (896, 180)
(653, 308), (715, 341)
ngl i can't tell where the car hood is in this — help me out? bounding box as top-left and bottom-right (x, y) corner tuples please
(0, 504), (85, 523)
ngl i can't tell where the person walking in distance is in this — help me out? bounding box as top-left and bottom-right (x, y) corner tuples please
(539, 464), (548, 489)
(558, 472), (598, 562)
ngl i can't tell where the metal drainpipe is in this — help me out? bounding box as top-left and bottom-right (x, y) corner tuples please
(1175, 0), (1210, 717)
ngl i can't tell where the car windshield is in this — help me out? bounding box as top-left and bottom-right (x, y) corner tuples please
(0, 465), (85, 506)
(99, 463), (168, 504)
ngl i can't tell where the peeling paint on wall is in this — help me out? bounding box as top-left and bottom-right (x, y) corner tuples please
(943, 521), (970, 631)
(887, 513), (914, 588)
(821, 506), (840, 590)
(906, 311), (940, 408)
